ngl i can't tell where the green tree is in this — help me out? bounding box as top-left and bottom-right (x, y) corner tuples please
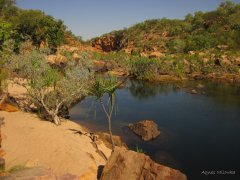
(90, 76), (118, 151)
(0, 20), (12, 49)
(0, 0), (15, 15)
(16, 10), (66, 52)
(9, 51), (92, 125)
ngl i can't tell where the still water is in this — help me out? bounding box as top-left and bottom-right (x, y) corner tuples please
(70, 79), (240, 180)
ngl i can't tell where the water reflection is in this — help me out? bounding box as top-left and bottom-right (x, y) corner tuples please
(70, 79), (240, 180)
(127, 80), (181, 100)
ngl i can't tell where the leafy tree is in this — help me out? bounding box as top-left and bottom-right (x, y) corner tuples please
(16, 10), (66, 52)
(0, 39), (14, 93)
(185, 13), (194, 23)
(0, 20), (12, 49)
(8, 50), (92, 125)
(0, 0), (15, 15)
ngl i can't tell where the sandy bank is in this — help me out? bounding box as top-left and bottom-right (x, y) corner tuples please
(1, 111), (111, 179)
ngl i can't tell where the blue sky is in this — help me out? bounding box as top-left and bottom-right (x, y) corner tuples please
(16, 0), (240, 40)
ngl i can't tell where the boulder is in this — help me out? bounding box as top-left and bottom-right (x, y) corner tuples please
(92, 60), (114, 72)
(201, 58), (209, 64)
(0, 103), (18, 112)
(93, 60), (107, 72)
(100, 147), (187, 180)
(46, 55), (67, 65)
(128, 120), (160, 141)
(214, 58), (231, 66)
(72, 52), (80, 62)
(234, 57), (240, 66)
(0, 94), (18, 112)
(96, 132), (127, 149)
(108, 69), (128, 77)
(188, 51), (195, 55)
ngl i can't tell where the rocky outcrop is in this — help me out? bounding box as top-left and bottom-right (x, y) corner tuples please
(100, 147), (187, 180)
(0, 94), (18, 112)
(93, 60), (114, 72)
(128, 120), (160, 141)
(0, 103), (18, 112)
(92, 34), (122, 52)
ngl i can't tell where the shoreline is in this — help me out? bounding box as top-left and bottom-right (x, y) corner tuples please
(106, 69), (240, 85)
(1, 110), (111, 178)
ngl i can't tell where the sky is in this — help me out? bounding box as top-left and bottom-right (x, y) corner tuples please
(16, 0), (240, 40)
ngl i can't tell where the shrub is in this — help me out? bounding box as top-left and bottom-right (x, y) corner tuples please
(8, 50), (93, 125)
(167, 39), (186, 53)
(129, 57), (158, 81)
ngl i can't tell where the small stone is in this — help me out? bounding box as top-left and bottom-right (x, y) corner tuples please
(191, 89), (198, 94)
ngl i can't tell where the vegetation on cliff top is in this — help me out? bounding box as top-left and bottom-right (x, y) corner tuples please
(91, 1), (240, 54)
(90, 1), (240, 81)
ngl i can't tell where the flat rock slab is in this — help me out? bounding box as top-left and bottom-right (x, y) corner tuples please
(128, 120), (160, 141)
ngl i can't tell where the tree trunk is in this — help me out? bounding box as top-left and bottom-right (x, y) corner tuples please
(108, 116), (115, 151)
(100, 99), (115, 152)
(53, 115), (61, 126)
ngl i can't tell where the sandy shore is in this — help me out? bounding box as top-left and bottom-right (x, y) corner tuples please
(1, 111), (111, 179)
(0, 81), (111, 179)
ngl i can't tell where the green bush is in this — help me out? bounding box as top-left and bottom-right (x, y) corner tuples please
(167, 39), (186, 53)
(129, 57), (158, 81)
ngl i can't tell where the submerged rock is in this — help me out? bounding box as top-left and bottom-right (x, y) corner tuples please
(100, 147), (187, 180)
(128, 120), (160, 141)
(191, 89), (198, 94)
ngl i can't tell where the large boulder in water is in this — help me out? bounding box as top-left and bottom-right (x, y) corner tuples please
(128, 120), (160, 141)
(100, 147), (187, 180)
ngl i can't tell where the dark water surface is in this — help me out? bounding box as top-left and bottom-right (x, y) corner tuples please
(70, 79), (240, 180)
